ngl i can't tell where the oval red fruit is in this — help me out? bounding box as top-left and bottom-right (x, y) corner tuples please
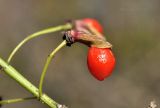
(83, 18), (103, 33)
(87, 47), (115, 81)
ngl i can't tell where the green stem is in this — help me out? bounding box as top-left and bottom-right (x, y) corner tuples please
(0, 97), (36, 105)
(7, 23), (72, 63)
(39, 40), (66, 97)
(0, 58), (61, 108)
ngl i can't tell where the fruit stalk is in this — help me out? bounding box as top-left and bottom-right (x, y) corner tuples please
(39, 40), (67, 97)
(7, 23), (72, 63)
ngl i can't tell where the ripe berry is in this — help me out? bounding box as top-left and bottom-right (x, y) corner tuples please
(65, 19), (115, 81)
(87, 47), (115, 81)
(83, 18), (103, 33)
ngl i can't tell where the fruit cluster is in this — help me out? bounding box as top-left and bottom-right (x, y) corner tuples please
(64, 18), (116, 81)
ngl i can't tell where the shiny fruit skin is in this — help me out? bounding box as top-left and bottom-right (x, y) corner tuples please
(83, 18), (103, 33)
(87, 47), (115, 81)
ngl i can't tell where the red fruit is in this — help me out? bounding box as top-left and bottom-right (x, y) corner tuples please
(83, 18), (103, 33)
(87, 47), (115, 81)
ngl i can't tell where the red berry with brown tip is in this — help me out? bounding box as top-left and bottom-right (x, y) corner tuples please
(83, 18), (103, 33)
(87, 47), (115, 81)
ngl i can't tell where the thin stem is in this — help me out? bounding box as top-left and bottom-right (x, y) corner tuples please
(0, 57), (61, 108)
(39, 40), (67, 97)
(7, 23), (72, 63)
(0, 97), (36, 105)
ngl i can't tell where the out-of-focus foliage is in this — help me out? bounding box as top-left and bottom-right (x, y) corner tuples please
(0, 0), (160, 108)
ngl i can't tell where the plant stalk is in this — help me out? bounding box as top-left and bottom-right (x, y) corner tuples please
(7, 23), (72, 63)
(0, 57), (61, 108)
(39, 40), (67, 97)
(0, 97), (36, 105)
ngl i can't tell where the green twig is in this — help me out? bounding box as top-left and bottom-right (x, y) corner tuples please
(0, 97), (36, 105)
(7, 23), (72, 63)
(39, 40), (67, 97)
(0, 57), (62, 108)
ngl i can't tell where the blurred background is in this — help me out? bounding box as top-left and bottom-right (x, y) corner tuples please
(0, 0), (160, 108)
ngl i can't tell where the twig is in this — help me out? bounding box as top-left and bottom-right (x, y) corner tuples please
(7, 23), (72, 63)
(0, 57), (64, 108)
(39, 40), (66, 97)
(0, 97), (36, 105)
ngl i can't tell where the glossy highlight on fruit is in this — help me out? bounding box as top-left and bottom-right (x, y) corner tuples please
(87, 47), (115, 81)
(83, 18), (103, 33)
